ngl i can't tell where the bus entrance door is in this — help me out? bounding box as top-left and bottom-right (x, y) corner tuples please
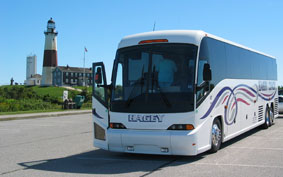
(92, 62), (109, 150)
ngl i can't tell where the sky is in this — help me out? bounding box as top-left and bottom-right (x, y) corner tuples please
(0, 0), (282, 86)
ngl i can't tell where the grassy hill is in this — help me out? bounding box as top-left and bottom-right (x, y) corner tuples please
(31, 86), (67, 98)
(0, 85), (92, 114)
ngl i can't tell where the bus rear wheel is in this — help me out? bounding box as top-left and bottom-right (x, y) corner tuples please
(262, 106), (270, 129)
(270, 107), (274, 126)
(210, 118), (222, 153)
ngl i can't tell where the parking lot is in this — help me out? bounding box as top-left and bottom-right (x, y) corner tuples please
(1, 114), (283, 177)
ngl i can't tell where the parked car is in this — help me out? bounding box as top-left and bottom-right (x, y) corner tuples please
(279, 95), (283, 114)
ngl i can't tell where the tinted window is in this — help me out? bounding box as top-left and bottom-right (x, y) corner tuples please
(226, 43), (276, 80)
(113, 63), (123, 101)
(205, 38), (227, 86)
(197, 39), (209, 103)
(111, 43), (198, 113)
(200, 37), (277, 83)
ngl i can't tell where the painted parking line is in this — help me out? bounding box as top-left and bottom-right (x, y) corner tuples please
(76, 156), (174, 163)
(226, 146), (283, 151)
(191, 162), (283, 169)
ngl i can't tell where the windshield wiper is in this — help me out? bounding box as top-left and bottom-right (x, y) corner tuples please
(125, 66), (144, 107)
(152, 66), (171, 108)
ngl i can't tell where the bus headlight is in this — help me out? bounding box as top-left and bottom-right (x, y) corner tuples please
(167, 124), (194, 130)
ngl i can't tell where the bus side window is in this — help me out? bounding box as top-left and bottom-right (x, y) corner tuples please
(114, 63), (123, 100)
(94, 66), (106, 101)
(196, 60), (209, 102)
(197, 37), (209, 104)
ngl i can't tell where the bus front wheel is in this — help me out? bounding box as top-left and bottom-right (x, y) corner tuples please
(210, 118), (222, 153)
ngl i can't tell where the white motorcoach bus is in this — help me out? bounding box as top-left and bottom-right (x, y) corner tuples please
(92, 30), (278, 155)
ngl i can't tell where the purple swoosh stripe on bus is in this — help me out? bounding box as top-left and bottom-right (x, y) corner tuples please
(237, 88), (255, 97)
(258, 91), (276, 101)
(234, 84), (257, 93)
(237, 98), (250, 105)
(200, 84), (276, 122)
(261, 92), (274, 97)
(235, 84), (276, 101)
(200, 86), (233, 119)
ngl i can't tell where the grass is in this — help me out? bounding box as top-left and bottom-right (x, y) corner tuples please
(30, 86), (68, 98)
(74, 86), (92, 92)
(0, 85), (92, 115)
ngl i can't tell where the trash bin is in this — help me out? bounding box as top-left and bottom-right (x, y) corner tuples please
(74, 95), (85, 109)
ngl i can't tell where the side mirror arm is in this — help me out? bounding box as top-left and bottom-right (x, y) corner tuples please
(195, 81), (209, 92)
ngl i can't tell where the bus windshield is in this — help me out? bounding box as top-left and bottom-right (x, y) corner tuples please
(111, 43), (198, 113)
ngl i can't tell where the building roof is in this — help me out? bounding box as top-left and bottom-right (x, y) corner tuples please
(56, 66), (92, 73)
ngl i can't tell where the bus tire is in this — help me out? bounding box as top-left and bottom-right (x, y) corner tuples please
(270, 106), (274, 126)
(210, 118), (222, 153)
(262, 106), (270, 129)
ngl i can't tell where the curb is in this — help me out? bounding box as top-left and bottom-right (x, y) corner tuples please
(0, 110), (92, 122)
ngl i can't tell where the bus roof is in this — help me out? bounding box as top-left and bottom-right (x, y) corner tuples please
(118, 30), (275, 59)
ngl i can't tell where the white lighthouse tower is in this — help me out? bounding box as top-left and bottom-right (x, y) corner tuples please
(41, 17), (58, 86)
(26, 55), (37, 80)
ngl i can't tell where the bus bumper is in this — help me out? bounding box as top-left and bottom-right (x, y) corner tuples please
(105, 129), (198, 156)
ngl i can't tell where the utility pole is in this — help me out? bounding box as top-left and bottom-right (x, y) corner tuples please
(83, 47), (87, 86)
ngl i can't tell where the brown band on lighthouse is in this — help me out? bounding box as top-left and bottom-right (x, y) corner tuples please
(43, 50), (58, 67)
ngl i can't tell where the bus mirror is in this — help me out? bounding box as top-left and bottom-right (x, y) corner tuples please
(95, 67), (102, 84)
(203, 63), (211, 82)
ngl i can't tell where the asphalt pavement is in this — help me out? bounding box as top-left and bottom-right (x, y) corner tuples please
(1, 114), (283, 177)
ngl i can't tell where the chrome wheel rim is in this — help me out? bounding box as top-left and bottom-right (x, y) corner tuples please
(266, 109), (270, 126)
(212, 124), (221, 147)
(270, 109), (274, 124)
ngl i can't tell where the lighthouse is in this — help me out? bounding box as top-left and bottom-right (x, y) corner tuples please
(41, 18), (58, 86)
